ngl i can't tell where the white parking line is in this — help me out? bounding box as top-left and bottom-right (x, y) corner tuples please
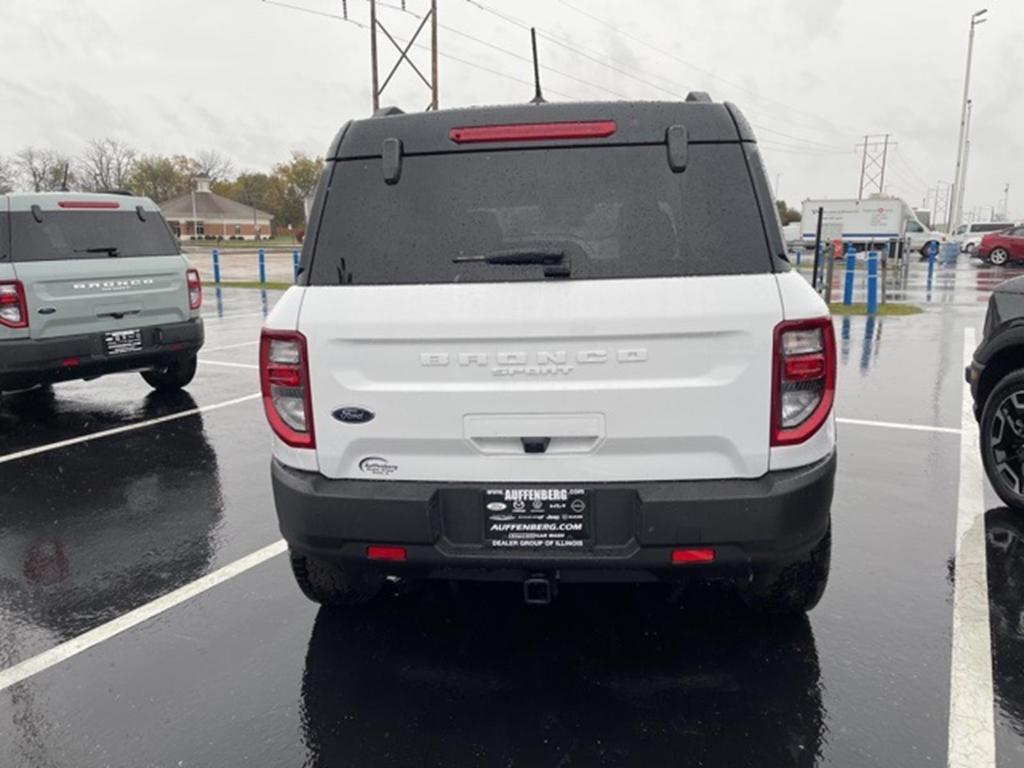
(947, 327), (996, 768)
(836, 416), (961, 435)
(0, 393), (261, 465)
(199, 359), (260, 370)
(0, 539), (288, 692)
(202, 340), (259, 352)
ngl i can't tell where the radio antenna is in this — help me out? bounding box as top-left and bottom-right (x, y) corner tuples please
(530, 27), (546, 104)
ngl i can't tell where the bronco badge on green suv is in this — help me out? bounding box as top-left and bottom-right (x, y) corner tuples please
(0, 192), (204, 397)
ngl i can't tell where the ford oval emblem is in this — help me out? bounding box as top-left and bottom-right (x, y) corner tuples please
(332, 406), (375, 424)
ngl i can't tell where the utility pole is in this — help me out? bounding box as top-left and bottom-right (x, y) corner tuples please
(949, 8), (988, 233)
(856, 134), (895, 200)
(369, 0), (438, 113)
(1002, 183), (1011, 220)
(954, 99), (973, 231)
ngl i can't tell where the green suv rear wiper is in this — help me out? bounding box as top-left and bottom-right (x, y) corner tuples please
(74, 246), (120, 257)
(453, 248), (565, 266)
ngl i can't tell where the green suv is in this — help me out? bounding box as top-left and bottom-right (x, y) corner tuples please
(0, 193), (203, 396)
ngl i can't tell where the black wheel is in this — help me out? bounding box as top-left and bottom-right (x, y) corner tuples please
(289, 551), (385, 607)
(739, 526), (831, 615)
(141, 353), (197, 392)
(965, 242), (977, 256)
(989, 248), (1010, 266)
(980, 370), (1024, 511)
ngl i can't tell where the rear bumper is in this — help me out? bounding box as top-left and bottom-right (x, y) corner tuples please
(272, 452), (836, 583)
(0, 318), (203, 390)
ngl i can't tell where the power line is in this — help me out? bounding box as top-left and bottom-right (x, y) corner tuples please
(258, 0), (573, 100)
(555, 0), (873, 139)
(371, 1), (630, 99)
(465, 0), (853, 152)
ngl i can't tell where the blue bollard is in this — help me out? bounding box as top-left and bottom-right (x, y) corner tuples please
(796, 248), (802, 267)
(866, 250), (879, 315)
(292, 249), (301, 283)
(211, 248), (221, 284)
(842, 245), (857, 306)
(258, 248), (266, 285)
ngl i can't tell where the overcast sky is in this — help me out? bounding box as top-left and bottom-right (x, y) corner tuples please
(2, 0), (1021, 220)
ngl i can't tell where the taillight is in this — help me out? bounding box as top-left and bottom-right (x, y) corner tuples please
(0, 281), (28, 329)
(771, 317), (836, 446)
(187, 268), (202, 310)
(260, 330), (315, 448)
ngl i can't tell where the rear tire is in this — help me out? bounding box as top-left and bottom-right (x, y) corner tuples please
(979, 369), (1024, 511)
(989, 248), (1010, 266)
(289, 551), (385, 607)
(739, 527), (831, 615)
(141, 353), (197, 392)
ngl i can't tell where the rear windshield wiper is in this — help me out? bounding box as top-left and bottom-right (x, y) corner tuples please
(453, 248), (565, 266)
(74, 246), (120, 257)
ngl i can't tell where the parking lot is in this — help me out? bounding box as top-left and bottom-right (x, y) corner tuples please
(0, 258), (1022, 767)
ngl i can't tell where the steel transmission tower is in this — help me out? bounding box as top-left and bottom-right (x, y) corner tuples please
(856, 134), (895, 200)
(369, 0), (438, 113)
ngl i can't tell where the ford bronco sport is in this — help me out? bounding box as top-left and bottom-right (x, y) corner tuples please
(967, 274), (1024, 510)
(263, 96), (837, 613)
(0, 193), (203, 396)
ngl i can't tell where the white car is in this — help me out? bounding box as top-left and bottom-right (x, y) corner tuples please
(261, 97), (837, 614)
(954, 221), (1018, 256)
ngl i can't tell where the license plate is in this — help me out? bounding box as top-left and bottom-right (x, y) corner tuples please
(104, 329), (143, 356)
(483, 488), (590, 550)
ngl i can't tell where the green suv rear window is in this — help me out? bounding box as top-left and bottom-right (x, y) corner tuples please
(307, 143), (772, 285)
(6, 210), (179, 261)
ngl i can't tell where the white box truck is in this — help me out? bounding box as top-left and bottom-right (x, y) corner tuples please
(800, 197), (946, 254)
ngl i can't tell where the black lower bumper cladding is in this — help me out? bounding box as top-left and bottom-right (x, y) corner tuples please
(272, 452), (836, 582)
(0, 318), (204, 389)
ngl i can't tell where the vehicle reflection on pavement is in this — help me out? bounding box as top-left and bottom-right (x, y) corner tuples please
(0, 391), (224, 656)
(300, 585), (825, 767)
(986, 507), (1024, 750)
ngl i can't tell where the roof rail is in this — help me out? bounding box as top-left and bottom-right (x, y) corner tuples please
(373, 106), (405, 117)
(685, 91), (712, 103)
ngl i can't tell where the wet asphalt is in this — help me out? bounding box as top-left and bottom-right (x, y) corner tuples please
(1, 258), (1023, 767)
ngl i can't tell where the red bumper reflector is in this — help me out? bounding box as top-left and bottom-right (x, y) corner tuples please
(671, 548), (715, 564)
(60, 357), (80, 368)
(449, 120), (617, 144)
(57, 200), (120, 209)
(367, 545), (407, 562)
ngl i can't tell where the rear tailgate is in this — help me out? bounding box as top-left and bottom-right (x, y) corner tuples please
(297, 135), (785, 483)
(13, 256), (191, 339)
(301, 276), (781, 482)
(7, 196), (192, 339)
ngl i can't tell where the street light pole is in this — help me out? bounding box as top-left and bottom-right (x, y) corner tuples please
(955, 99), (973, 231)
(949, 8), (987, 234)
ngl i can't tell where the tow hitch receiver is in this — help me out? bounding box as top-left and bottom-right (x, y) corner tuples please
(523, 575), (555, 605)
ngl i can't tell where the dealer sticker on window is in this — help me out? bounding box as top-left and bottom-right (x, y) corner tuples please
(482, 488), (590, 549)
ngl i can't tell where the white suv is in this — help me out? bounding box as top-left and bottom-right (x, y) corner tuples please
(261, 97), (837, 613)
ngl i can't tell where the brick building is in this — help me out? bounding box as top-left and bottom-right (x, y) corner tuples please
(160, 178), (274, 241)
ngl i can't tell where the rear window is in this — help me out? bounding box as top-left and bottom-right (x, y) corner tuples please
(6, 210), (180, 261)
(308, 144), (771, 285)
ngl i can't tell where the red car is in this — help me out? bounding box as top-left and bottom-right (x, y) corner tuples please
(978, 225), (1024, 265)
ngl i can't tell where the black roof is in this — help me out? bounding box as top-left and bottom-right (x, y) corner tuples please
(328, 100), (755, 160)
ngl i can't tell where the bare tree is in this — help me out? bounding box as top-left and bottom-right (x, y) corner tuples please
(14, 148), (75, 192)
(0, 156), (14, 194)
(79, 138), (138, 192)
(193, 149), (234, 182)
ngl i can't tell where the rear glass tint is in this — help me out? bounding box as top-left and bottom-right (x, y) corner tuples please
(308, 144), (770, 285)
(8, 210), (179, 261)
